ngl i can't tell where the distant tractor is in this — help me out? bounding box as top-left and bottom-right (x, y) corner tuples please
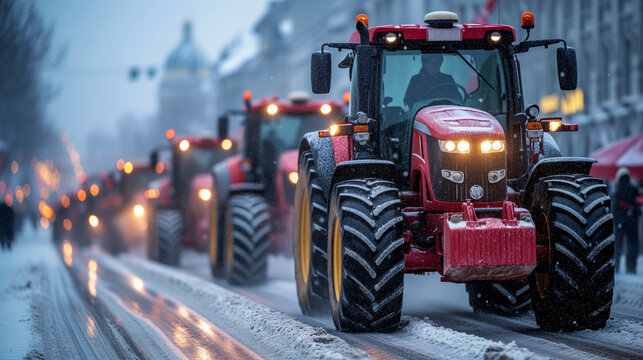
(294, 11), (614, 332)
(210, 92), (344, 285)
(148, 134), (235, 266)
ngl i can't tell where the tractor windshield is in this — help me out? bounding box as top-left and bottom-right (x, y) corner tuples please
(381, 49), (507, 120)
(379, 49), (507, 175)
(257, 113), (337, 168)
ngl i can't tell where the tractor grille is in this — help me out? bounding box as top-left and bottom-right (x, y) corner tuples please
(427, 136), (506, 203)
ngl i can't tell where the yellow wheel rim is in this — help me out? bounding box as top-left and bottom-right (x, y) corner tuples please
(225, 211), (233, 270)
(333, 217), (342, 302)
(299, 188), (311, 284)
(209, 194), (217, 263)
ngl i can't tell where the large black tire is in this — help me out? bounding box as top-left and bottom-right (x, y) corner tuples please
(156, 209), (183, 266)
(208, 186), (226, 278)
(466, 280), (531, 316)
(294, 151), (329, 315)
(327, 179), (405, 332)
(528, 174), (614, 331)
(147, 206), (159, 261)
(223, 193), (270, 285)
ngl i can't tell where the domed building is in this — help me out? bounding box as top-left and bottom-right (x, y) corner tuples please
(158, 22), (215, 135)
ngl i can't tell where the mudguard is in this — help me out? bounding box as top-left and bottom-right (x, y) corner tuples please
(523, 157), (596, 205)
(299, 132), (337, 195)
(300, 131), (397, 195)
(212, 155), (246, 207)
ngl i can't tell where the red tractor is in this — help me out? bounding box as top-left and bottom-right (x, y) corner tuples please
(148, 134), (234, 265)
(209, 92), (344, 284)
(294, 11), (614, 333)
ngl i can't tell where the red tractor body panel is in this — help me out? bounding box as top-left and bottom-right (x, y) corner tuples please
(441, 202), (536, 282)
(225, 155), (246, 185)
(415, 106), (505, 140)
(349, 23), (516, 43)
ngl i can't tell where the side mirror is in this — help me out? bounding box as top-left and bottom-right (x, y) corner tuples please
(557, 47), (577, 90)
(149, 150), (158, 170)
(311, 52), (331, 94)
(218, 115), (229, 140)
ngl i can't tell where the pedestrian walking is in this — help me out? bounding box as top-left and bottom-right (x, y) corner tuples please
(613, 168), (640, 274)
(0, 198), (15, 250)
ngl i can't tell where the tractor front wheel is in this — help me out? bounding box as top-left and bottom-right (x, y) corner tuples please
(156, 208), (183, 266)
(328, 179), (404, 332)
(528, 174), (614, 331)
(224, 193), (270, 285)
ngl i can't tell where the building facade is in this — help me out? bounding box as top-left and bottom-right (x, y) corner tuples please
(159, 22), (215, 136)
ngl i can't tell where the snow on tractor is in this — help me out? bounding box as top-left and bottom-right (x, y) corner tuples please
(147, 134), (235, 266)
(294, 11), (614, 332)
(209, 91), (344, 285)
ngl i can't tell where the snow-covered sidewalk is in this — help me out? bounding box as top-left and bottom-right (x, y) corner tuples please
(0, 227), (55, 359)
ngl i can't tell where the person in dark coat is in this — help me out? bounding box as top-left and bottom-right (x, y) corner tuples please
(404, 55), (463, 111)
(0, 198), (15, 250)
(613, 168), (640, 274)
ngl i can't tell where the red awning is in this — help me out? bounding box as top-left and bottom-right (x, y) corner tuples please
(590, 134), (643, 180)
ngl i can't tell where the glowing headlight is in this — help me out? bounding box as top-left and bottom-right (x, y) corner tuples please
(329, 124), (340, 136)
(179, 139), (190, 152)
(199, 189), (212, 201)
(266, 103), (278, 115)
(88, 215), (99, 228)
(385, 32), (398, 44)
(481, 140), (505, 153)
(489, 31), (502, 43)
(439, 140), (469, 153)
(548, 120), (562, 132)
(288, 171), (299, 184)
(320, 104), (332, 115)
(133, 204), (144, 217)
(221, 138), (232, 151)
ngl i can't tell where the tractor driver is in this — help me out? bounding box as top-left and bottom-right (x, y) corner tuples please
(403, 54), (463, 111)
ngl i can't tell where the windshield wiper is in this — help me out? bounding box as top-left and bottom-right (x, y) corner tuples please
(452, 50), (495, 91)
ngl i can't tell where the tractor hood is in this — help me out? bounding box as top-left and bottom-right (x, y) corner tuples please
(414, 106), (504, 140)
(278, 149), (299, 173)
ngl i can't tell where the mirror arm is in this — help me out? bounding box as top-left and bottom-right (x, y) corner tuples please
(514, 38), (566, 54)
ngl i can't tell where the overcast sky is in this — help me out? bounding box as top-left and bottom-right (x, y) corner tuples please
(35, 0), (267, 157)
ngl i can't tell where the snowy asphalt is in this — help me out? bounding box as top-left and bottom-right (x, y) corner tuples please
(2, 229), (642, 359)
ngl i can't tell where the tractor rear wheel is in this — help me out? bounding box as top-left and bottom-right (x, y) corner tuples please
(156, 208), (183, 266)
(528, 174), (614, 331)
(466, 280), (531, 316)
(294, 151), (329, 315)
(328, 179), (405, 332)
(224, 193), (270, 285)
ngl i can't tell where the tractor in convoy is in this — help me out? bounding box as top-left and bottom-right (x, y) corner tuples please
(294, 11), (614, 333)
(96, 161), (160, 254)
(148, 133), (235, 266)
(209, 92), (344, 285)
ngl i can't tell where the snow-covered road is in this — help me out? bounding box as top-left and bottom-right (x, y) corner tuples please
(2, 230), (642, 359)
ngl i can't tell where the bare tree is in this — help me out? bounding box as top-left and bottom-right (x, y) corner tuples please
(0, 0), (59, 160)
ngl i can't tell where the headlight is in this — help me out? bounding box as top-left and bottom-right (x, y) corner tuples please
(88, 215), (99, 228)
(133, 204), (144, 217)
(199, 189), (211, 201)
(481, 140), (505, 153)
(439, 140), (469, 153)
(288, 171), (299, 184)
(179, 140), (190, 152)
